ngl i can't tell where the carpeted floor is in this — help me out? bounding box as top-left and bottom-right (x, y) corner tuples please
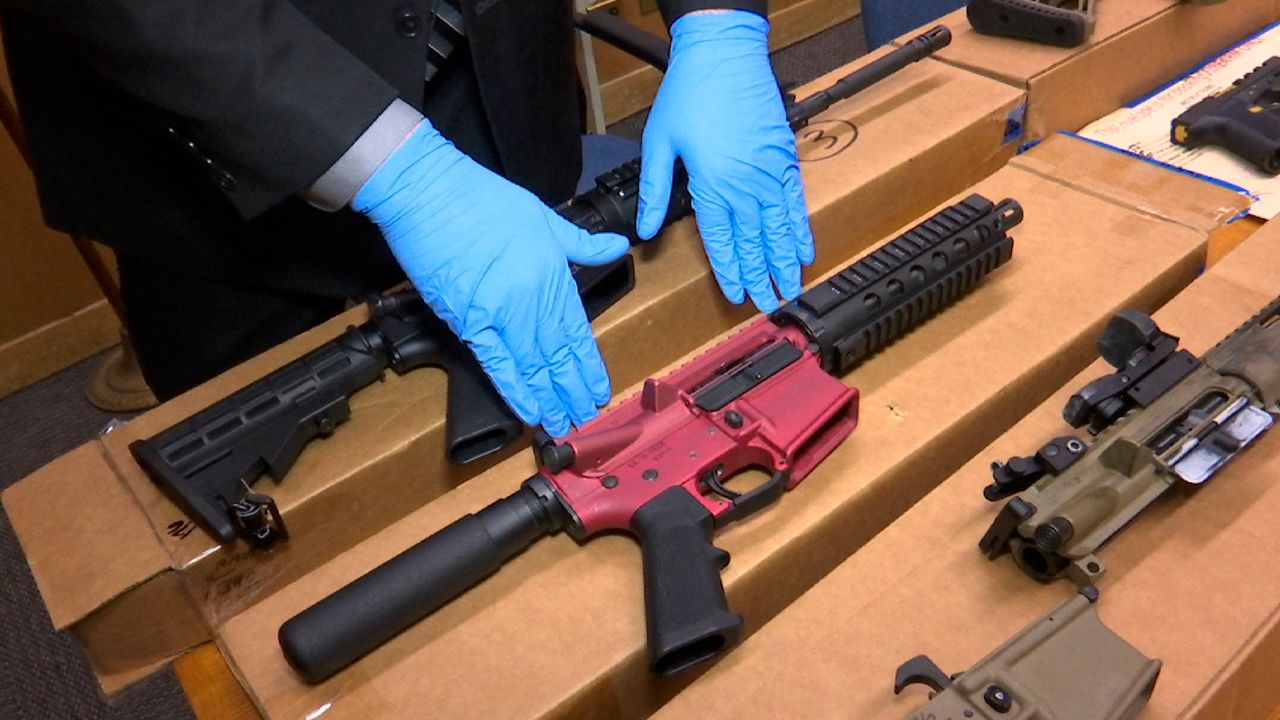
(0, 350), (194, 720)
(0, 17), (866, 720)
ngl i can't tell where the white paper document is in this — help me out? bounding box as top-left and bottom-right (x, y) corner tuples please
(1077, 22), (1280, 219)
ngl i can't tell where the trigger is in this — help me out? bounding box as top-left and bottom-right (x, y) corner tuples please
(702, 465), (738, 500)
(894, 655), (953, 695)
(708, 467), (790, 527)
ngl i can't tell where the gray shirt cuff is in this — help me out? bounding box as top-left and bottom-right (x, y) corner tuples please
(301, 98), (424, 211)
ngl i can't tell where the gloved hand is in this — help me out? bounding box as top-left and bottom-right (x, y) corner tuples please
(354, 121), (629, 437)
(637, 10), (814, 314)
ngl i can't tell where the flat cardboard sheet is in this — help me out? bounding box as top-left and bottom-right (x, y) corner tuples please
(218, 152), (1218, 720)
(654, 220), (1280, 720)
(3, 54), (1027, 688)
(904, 0), (1278, 140)
(1079, 22), (1280, 219)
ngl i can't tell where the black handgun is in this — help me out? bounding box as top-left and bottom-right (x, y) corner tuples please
(1172, 56), (1280, 175)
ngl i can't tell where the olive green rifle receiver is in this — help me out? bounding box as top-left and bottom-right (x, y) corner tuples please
(895, 587), (1161, 720)
(980, 295), (1280, 586)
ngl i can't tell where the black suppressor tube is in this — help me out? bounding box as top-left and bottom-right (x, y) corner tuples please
(279, 475), (568, 683)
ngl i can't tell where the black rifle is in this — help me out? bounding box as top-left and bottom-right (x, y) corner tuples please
(130, 26), (953, 548)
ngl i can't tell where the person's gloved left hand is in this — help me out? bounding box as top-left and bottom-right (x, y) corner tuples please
(637, 9), (814, 314)
(354, 121), (629, 438)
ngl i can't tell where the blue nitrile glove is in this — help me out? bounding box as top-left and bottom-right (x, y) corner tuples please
(354, 121), (630, 438)
(637, 10), (815, 314)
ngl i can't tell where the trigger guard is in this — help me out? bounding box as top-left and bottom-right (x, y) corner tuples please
(712, 469), (790, 528)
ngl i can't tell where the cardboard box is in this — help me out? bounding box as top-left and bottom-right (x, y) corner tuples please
(1009, 133), (1251, 234)
(653, 215), (1280, 720)
(900, 0), (1278, 141)
(2, 54), (1027, 691)
(216, 140), (1240, 720)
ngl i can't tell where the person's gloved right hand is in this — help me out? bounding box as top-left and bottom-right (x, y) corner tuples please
(353, 121), (630, 438)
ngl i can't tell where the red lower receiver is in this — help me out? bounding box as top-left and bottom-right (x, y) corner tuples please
(277, 194), (1022, 684)
(541, 317), (858, 536)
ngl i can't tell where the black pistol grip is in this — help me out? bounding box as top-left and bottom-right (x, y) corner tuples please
(631, 487), (743, 677)
(968, 0), (1092, 47)
(373, 302), (521, 465)
(439, 343), (525, 465)
(1186, 116), (1280, 175)
(279, 480), (563, 683)
(572, 255), (638, 322)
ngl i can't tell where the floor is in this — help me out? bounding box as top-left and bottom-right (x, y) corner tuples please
(0, 350), (191, 720)
(0, 18), (867, 720)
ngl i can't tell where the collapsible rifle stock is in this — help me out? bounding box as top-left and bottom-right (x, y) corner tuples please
(278, 193), (1022, 683)
(968, 0), (1224, 48)
(968, 0), (1097, 47)
(980, 295), (1280, 586)
(130, 26), (953, 549)
(127, 287), (604, 547)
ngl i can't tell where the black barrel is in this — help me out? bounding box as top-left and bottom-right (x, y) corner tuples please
(786, 25), (952, 129)
(278, 476), (568, 683)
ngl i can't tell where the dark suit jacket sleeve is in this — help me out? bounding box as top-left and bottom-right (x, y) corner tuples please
(657, 0), (767, 27)
(4, 0), (401, 218)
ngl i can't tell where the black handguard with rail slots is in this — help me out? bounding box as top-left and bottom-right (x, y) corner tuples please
(772, 194), (1021, 375)
(277, 193), (1021, 684)
(278, 475), (569, 683)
